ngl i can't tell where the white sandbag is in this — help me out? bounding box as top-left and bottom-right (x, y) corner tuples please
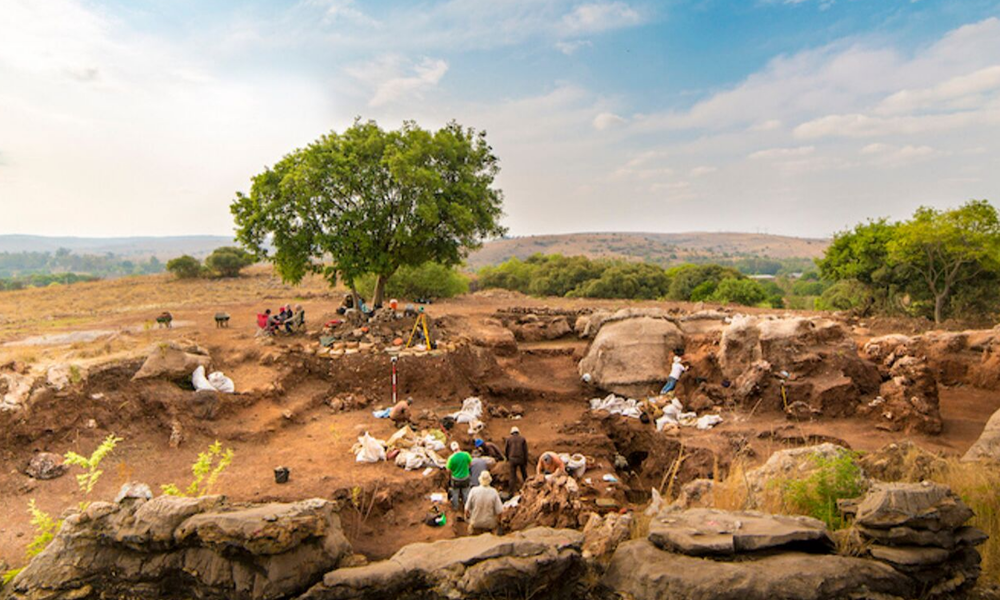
(450, 397), (484, 423)
(589, 394), (642, 419)
(207, 371), (235, 393)
(421, 435), (446, 452)
(566, 453), (587, 477)
(192, 365), (235, 394)
(355, 432), (386, 463)
(696, 414), (723, 430)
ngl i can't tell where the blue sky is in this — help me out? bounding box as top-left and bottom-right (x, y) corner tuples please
(1, 0), (999, 238)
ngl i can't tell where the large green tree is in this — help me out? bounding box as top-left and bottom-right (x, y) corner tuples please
(231, 119), (505, 305)
(887, 200), (1000, 324)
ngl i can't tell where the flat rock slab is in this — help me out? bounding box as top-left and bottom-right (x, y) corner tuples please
(648, 508), (832, 556)
(869, 545), (952, 568)
(855, 482), (973, 531)
(603, 540), (914, 600)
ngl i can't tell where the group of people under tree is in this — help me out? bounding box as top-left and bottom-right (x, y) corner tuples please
(256, 304), (305, 336)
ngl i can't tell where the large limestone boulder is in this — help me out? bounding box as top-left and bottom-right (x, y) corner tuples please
(578, 310), (684, 397)
(648, 507), (832, 556)
(1, 495), (351, 600)
(853, 481), (974, 532)
(963, 405), (1000, 462)
(132, 342), (211, 381)
(602, 540), (914, 600)
(0, 371), (34, 411)
(469, 318), (517, 356)
(299, 528), (585, 600)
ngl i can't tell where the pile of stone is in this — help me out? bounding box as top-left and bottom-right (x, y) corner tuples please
(847, 481), (987, 597)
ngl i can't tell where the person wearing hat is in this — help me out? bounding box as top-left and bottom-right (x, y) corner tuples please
(660, 355), (688, 394)
(473, 438), (505, 462)
(446, 441), (473, 513)
(465, 471), (504, 535)
(503, 426), (529, 493)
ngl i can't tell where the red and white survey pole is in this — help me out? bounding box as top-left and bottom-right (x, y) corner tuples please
(391, 356), (398, 403)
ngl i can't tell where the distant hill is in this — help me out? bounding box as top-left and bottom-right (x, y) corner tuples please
(0, 235), (234, 259)
(466, 232), (829, 269)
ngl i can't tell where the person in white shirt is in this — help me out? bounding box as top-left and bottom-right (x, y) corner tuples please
(465, 471), (504, 534)
(660, 355), (688, 394)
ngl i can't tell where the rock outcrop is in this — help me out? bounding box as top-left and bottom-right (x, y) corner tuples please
(603, 541), (914, 600)
(502, 475), (586, 532)
(718, 316), (881, 417)
(847, 481), (987, 597)
(132, 342), (212, 381)
(24, 452), (67, 480)
(1, 494), (351, 600)
(578, 309), (684, 397)
(648, 507), (833, 556)
(298, 528), (585, 600)
(963, 405), (1000, 462)
(859, 354), (942, 434)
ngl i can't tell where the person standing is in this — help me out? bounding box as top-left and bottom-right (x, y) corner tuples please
(469, 455), (491, 487)
(465, 471), (504, 535)
(446, 441), (472, 514)
(504, 427), (528, 493)
(660, 355), (688, 394)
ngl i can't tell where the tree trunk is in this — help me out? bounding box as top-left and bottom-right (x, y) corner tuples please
(934, 293), (945, 325)
(372, 275), (387, 308)
(349, 285), (362, 311)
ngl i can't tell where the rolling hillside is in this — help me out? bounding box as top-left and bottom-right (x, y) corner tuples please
(466, 232), (829, 269)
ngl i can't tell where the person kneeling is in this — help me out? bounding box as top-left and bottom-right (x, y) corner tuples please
(465, 471), (504, 535)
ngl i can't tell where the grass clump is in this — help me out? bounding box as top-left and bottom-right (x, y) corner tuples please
(162, 441), (234, 497)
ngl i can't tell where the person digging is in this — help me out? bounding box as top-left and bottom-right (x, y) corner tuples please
(536, 451), (567, 477)
(473, 438), (505, 462)
(660, 355), (688, 395)
(504, 426), (528, 493)
(465, 471), (504, 535)
(389, 397), (413, 429)
(446, 441), (472, 518)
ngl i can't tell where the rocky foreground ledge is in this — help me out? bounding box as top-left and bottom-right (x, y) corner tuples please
(0, 482), (990, 600)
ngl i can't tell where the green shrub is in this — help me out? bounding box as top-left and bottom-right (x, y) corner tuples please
(162, 441), (234, 497)
(357, 262), (468, 301)
(709, 278), (766, 306)
(814, 279), (872, 312)
(64, 434), (122, 508)
(205, 247), (255, 278)
(569, 261), (670, 299)
(667, 264), (742, 301)
(781, 452), (866, 530)
(478, 257), (535, 293)
(25, 500), (61, 558)
(166, 255), (203, 279)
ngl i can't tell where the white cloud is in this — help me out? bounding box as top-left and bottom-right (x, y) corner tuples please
(560, 2), (643, 36)
(749, 119), (783, 132)
(748, 146), (815, 160)
(555, 40), (593, 55)
(690, 166), (717, 177)
(593, 111), (626, 130)
(345, 55), (449, 107)
(876, 65), (1000, 115)
(860, 143), (937, 166)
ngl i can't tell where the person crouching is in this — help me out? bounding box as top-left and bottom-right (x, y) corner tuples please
(465, 471), (504, 535)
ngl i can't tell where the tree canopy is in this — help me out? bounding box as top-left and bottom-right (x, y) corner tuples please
(817, 200), (1000, 323)
(205, 247), (255, 278)
(231, 119), (506, 305)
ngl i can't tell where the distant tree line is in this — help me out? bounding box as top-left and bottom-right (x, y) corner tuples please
(0, 248), (164, 279)
(0, 272), (102, 291)
(477, 254), (786, 308)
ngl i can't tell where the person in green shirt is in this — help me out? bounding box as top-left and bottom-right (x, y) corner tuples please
(446, 441), (472, 512)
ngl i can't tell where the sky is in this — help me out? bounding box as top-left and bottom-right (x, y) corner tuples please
(1, 0), (999, 239)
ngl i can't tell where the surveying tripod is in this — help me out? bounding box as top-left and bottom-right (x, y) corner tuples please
(405, 311), (434, 349)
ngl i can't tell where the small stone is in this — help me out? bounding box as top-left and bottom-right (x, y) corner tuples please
(25, 452), (68, 480)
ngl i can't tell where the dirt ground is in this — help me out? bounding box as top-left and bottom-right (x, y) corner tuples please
(0, 268), (997, 567)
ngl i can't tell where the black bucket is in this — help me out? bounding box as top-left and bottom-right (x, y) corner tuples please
(274, 467), (290, 484)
